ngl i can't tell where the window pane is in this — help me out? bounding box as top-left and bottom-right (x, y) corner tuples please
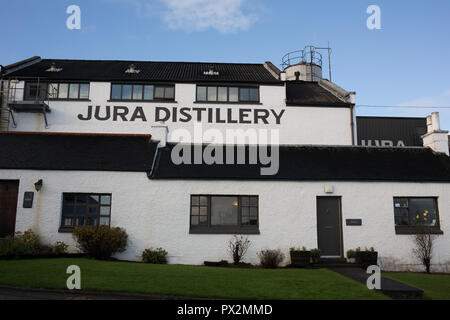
(249, 196), (258, 206)
(101, 195), (111, 205)
(132, 85), (143, 100)
(75, 217), (84, 226)
(64, 194), (75, 204)
(58, 83), (69, 99)
(69, 83), (79, 99)
(211, 196), (238, 226)
(27, 83), (38, 99)
(86, 217), (97, 226)
(88, 195), (99, 204)
(191, 216), (199, 226)
(192, 206), (199, 215)
(218, 87), (227, 102)
(63, 217), (73, 227)
(207, 87), (217, 101)
(239, 88), (249, 101)
(88, 206), (98, 214)
(394, 208), (409, 226)
(100, 206), (110, 215)
(100, 217), (110, 226)
(63, 205), (74, 214)
(79, 84), (90, 99)
(48, 83), (58, 98)
(111, 84), (121, 99)
(155, 86), (165, 99)
(76, 195), (87, 205)
(241, 207), (249, 216)
(394, 198), (408, 208)
(241, 196), (249, 206)
(199, 215), (208, 224)
(144, 85), (154, 100)
(229, 87), (238, 102)
(249, 88), (259, 101)
(122, 85), (132, 99)
(192, 196), (199, 206)
(409, 198), (436, 226)
(164, 87), (174, 99)
(76, 206), (86, 215)
(199, 207), (207, 216)
(197, 86), (207, 101)
(199, 196), (208, 206)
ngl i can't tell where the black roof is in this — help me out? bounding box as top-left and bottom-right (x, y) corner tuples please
(152, 144), (450, 182)
(285, 81), (350, 107)
(357, 116), (427, 147)
(4, 59), (281, 84)
(1, 132), (449, 182)
(0, 132), (156, 172)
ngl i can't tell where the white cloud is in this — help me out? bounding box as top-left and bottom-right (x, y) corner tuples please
(107, 0), (258, 33)
(160, 0), (257, 33)
(399, 89), (450, 107)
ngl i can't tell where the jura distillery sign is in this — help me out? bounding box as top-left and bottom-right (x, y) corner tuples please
(77, 105), (286, 125)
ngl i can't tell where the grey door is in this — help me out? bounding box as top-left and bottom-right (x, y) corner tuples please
(316, 197), (342, 257)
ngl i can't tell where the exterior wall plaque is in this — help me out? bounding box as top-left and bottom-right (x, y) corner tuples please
(23, 192), (34, 208)
(346, 219), (362, 226)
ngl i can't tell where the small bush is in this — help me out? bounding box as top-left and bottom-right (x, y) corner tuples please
(228, 235), (251, 265)
(54, 241), (69, 255)
(258, 249), (284, 269)
(142, 247), (168, 264)
(346, 249), (356, 259)
(0, 230), (48, 257)
(73, 225), (128, 260)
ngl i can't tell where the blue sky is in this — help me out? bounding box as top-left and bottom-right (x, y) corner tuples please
(1, 0), (450, 128)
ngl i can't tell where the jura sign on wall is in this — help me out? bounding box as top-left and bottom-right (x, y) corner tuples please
(77, 105), (286, 125)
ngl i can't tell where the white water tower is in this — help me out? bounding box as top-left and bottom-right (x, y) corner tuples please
(281, 45), (331, 82)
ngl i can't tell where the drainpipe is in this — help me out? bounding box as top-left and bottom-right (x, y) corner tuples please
(348, 92), (357, 145)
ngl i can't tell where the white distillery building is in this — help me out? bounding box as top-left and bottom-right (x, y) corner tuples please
(0, 54), (449, 272)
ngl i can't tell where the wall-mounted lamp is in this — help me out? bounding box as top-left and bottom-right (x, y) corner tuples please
(34, 179), (43, 192)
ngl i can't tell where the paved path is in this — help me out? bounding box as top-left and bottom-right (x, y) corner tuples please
(0, 285), (195, 300)
(330, 267), (424, 299)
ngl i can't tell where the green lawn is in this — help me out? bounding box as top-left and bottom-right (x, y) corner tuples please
(383, 272), (450, 300)
(0, 258), (386, 300)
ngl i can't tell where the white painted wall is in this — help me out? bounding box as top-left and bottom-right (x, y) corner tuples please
(2, 168), (449, 272)
(6, 81), (353, 146)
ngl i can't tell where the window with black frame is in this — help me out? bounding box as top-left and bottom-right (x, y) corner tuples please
(190, 195), (259, 234)
(25, 82), (90, 100)
(393, 197), (442, 234)
(110, 83), (175, 101)
(196, 85), (259, 103)
(60, 193), (111, 231)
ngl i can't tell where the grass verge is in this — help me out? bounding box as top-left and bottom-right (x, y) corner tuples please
(0, 258), (387, 300)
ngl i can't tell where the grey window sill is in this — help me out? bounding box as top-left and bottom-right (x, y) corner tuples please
(190, 227), (260, 235)
(395, 227), (444, 235)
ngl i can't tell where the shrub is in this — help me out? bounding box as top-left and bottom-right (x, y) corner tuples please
(258, 249), (284, 268)
(142, 247), (168, 264)
(54, 241), (69, 255)
(412, 227), (436, 274)
(228, 235), (251, 265)
(310, 248), (321, 262)
(346, 249), (356, 259)
(0, 230), (47, 257)
(73, 225), (128, 260)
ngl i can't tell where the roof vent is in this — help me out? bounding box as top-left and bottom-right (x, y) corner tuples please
(203, 66), (219, 76)
(46, 62), (63, 73)
(125, 64), (141, 74)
